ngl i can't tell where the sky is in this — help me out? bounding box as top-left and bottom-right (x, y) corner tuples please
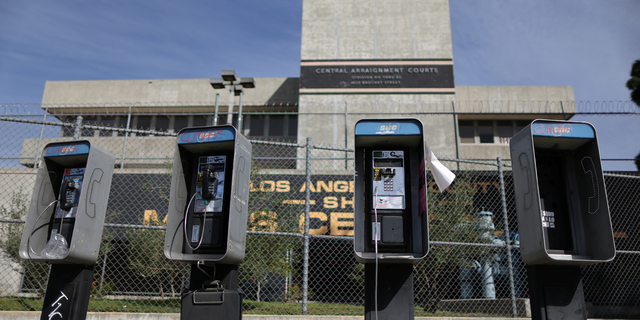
(1, 0), (639, 104)
(0, 0), (639, 167)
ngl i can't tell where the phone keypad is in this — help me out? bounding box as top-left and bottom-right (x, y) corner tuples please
(384, 178), (393, 191)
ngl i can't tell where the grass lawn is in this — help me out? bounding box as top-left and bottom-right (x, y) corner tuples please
(0, 296), (494, 317)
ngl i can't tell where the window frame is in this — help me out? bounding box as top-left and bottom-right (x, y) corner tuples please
(458, 119), (528, 145)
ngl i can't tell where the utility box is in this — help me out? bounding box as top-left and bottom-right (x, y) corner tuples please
(19, 141), (115, 265)
(354, 118), (429, 264)
(510, 119), (615, 265)
(164, 125), (252, 264)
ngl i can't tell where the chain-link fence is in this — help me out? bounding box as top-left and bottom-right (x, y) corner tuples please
(0, 104), (638, 318)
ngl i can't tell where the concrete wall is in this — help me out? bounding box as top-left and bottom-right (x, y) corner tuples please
(301, 0), (453, 60)
(41, 78), (299, 114)
(455, 86), (576, 115)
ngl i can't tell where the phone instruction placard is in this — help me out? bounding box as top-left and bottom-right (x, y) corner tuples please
(55, 168), (85, 218)
(194, 156), (226, 213)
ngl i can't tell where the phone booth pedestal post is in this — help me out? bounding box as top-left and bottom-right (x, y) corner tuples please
(364, 264), (414, 320)
(527, 265), (586, 320)
(41, 264), (95, 320)
(181, 263), (242, 320)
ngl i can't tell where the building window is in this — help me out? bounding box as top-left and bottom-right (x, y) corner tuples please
(249, 115), (265, 136)
(82, 117), (98, 137)
(245, 115), (297, 138)
(496, 120), (513, 144)
(268, 115), (285, 137)
(458, 120), (532, 144)
(458, 120), (474, 143)
(100, 117), (117, 137)
(155, 115), (171, 133)
(288, 116), (298, 137)
(477, 121), (494, 143)
(193, 115), (208, 127)
(135, 116), (152, 136)
(174, 116), (189, 133)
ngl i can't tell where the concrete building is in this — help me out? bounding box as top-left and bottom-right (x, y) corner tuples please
(17, 0), (575, 170)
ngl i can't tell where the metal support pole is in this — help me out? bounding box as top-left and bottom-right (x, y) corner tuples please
(99, 253), (108, 296)
(227, 85), (234, 125)
(120, 105), (132, 169)
(498, 157), (518, 318)
(73, 116), (82, 141)
(453, 102), (460, 171)
(344, 102), (348, 170)
(213, 93), (219, 126)
(302, 137), (311, 315)
(237, 91), (244, 133)
(34, 108), (48, 168)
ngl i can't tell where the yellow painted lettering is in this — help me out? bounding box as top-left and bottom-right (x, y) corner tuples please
(317, 181), (332, 192)
(276, 180), (290, 192)
(334, 181), (349, 192)
(324, 196), (338, 209)
(330, 212), (354, 236)
(260, 181), (275, 192)
(299, 212), (328, 235)
(341, 197), (354, 209)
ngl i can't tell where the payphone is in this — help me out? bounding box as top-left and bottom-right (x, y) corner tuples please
(354, 119), (429, 263)
(19, 141), (115, 320)
(164, 125), (251, 263)
(510, 119), (615, 265)
(164, 125), (251, 320)
(354, 119), (430, 320)
(510, 119), (615, 320)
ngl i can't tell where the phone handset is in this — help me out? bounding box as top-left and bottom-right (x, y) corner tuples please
(518, 153), (533, 211)
(41, 178), (79, 259)
(183, 165), (216, 251)
(59, 178), (80, 211)
(201, 165), (218, 201)
(581, 156), (599, 214)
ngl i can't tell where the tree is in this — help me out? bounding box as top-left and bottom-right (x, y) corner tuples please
(627, 60), (640, 171)
(626, 60), (640, 107)
(0, 189), (49, 298)
(128, 159), (188, 298)
(126, 212), (188, 298)
(0, 190), (116, 299)
(241, 160), (297, 302)
(414, 173), (497, 312)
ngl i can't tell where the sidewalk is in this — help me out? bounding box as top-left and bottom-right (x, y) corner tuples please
(0, 312), (532, 320)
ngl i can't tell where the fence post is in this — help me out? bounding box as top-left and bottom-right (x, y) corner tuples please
(73, 115), (83, 141)
(452, 101), (460, 171)
(344, 101), (348, 170)
(302, 137), (311, 315)
(34, 108), (48, 168)
(99, 253), (108, 296)
(120, 105), (132, 169)
(497, 157), (518, 317)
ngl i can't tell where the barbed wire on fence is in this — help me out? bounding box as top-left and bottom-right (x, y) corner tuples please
(2, 101), (639, 116)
